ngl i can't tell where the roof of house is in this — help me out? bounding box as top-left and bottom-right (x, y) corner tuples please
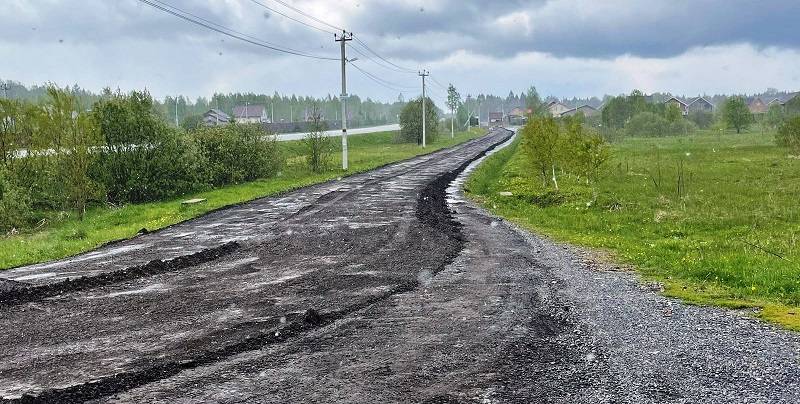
(664, 97), (688, 106)
(560, 105), (597, 117)
(743, 97), (763, 106)
(233, 105), (266, 118)
(687, 97), (714, 108)
(779, 92), (799, 104)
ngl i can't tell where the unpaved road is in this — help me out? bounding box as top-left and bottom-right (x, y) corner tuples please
(2, 128), (800, 403)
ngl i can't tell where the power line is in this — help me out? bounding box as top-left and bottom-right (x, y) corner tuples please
(139, 0), (337, 61)
(349, 62), (417, 93)
(246, 0), (337, 35)
(429, 76), (449, 91)
(346, 43), (416, 74)
(353, 35), (417, 74)
(272, 0), (344, 32)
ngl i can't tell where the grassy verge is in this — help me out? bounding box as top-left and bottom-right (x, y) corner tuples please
(465, 130), (800, 330)
(1, 128), (486, 269)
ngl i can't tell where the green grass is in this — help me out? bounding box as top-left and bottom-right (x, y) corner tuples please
(1, 128), (486, 269)
(465, 129), (800, 330)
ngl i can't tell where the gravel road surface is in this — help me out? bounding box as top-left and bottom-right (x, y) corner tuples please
(2, 128), (799, 403)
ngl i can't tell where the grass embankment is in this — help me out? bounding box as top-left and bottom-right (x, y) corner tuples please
(1, 128), (486, 269)
(465, 130), (800, 330)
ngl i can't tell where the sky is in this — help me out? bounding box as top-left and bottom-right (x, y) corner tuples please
(2, 0), (800, 104)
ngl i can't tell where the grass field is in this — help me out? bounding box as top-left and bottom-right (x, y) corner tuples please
(0, 128), (486, 269)
(465, 129), (800, 330)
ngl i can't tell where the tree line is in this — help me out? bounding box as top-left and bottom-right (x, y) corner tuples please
(0, 87), (282, 231)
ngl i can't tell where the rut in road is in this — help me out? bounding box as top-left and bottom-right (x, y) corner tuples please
(0, 130), (513, 403)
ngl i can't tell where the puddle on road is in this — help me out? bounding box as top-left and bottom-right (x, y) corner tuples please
(88, 283), (167, 299)
(12, 272), (58, 282)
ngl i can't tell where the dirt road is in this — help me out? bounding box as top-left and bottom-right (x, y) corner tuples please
(2, 128), (800, 403)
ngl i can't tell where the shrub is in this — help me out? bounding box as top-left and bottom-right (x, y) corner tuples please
(776, 115), (800, 153)
(0, 168), (32, 231)
(195, 123), (283, 186)
(398, 96), (439, 144)
(91, 90), (207, 203)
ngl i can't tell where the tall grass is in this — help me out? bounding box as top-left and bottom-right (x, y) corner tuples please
(466, 130), (800, 329)
(0, 128), (486, 269)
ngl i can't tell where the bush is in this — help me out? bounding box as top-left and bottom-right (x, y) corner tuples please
(776, 115), (800, 153)
(398, 96), (439, 144)
(91, 90), (207, 203)
(625, 112), (696, 137)
(626, 112), (669, 137)
(195, 123), (283, 186)
(0, 169), (32, 231)
(688, 110), (714, 129)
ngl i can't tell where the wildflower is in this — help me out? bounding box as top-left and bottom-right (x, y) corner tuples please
(751, 286), (757, 291)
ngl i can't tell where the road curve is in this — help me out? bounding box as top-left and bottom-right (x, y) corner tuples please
(2, 127), (800, 403)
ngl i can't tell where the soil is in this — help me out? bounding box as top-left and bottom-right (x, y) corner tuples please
(2, 128), (800, 403)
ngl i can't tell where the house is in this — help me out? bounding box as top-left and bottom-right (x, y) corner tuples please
(686, 97), (714, 113)
(560, 105), (599, 117)
(744, 97), (767, 113)
(505, 107), (525, 124)
(488, 112), (503, 125)
(233, 104), (269, 123)
(202, 109), (230, 126)
(777, 92), (798, 106)
(664, 97), (689, 115)
(546, 101), (570, 117)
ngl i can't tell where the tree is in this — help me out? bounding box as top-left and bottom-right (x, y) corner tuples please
(525, 86), (548, 117)
(665, 103), (682, 123)
(398, 96), (439, 145)
(446, 84), (461, 138)
(42, 86), (102, 220)
(722, 98), (751, 133)
(181, 114), (204, 131)
(601, 96), (630, 129)
(302, 103), (332, 173)
(521, 116), (561, 189)
(91, 89), (205, 203)
(776, 115), (800, 153)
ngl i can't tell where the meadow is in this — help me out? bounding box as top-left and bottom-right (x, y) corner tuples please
(465, 129), (800, 329)
(0, 127), (485, 269)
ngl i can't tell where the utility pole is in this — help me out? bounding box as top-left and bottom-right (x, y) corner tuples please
(335, 30), (353, 170)
(271, 102), (274, 123)
(175, 95), (179, 126)
(0, 83), (8, 99)
(418, 70), (429, 148)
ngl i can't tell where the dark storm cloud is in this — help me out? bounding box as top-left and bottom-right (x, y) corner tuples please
(342, 0), (800, 61)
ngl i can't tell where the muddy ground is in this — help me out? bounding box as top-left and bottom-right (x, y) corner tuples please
(2, 128), (800, 403)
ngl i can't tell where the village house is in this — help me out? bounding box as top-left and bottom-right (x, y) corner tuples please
(664, 97), (689, 115)
(233, 104), (269, 124)
(686, 97), (714, 113)
(202, 109), (230, 127)
(744, 97), (767, 113)
(560, 105), (599, 117)
(546, 101), (570, 117)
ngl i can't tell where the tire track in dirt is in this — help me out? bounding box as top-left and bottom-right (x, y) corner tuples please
(1, 131), (513, 404)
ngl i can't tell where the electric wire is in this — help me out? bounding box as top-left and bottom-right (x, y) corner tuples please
(272, 0), (345, 32)
(429, 75), (449, 91)
(348, 61), (418, 93)
(246, 0), (337, 35)
(346, 43), (417, 74)
(139, 0), (337, 61)
(353, 35), (417, 74)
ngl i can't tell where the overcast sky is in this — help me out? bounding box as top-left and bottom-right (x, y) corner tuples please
(2, 0), (799, 104)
